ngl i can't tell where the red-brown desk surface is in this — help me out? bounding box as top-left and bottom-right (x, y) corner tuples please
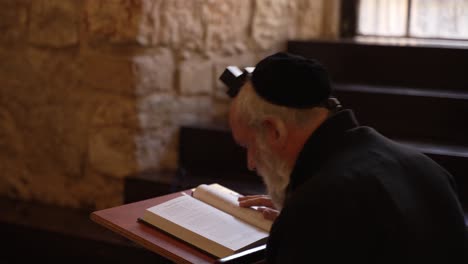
(90, 190), (217, 264)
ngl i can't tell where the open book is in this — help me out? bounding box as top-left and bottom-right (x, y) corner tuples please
(138, 183), (272, 258)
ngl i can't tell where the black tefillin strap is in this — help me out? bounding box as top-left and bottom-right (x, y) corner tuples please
(219, 66), (342, 111)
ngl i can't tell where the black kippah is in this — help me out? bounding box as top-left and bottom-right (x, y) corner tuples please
(251, 52), (332, 109)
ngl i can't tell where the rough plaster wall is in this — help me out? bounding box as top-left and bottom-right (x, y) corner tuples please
(0, 0), (339, 210)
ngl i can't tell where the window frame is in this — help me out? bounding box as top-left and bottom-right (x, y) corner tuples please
(340, 0), (468, 44)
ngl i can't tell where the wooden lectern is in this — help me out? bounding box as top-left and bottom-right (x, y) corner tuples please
(90, 190), (266, 264)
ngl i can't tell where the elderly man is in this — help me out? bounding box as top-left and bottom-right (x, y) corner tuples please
(223, 52), (467, 263)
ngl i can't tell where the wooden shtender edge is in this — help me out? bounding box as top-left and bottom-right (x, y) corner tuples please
(89, 211), (187, 263)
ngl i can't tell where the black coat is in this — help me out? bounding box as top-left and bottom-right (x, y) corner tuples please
(266, 109), (468, 263)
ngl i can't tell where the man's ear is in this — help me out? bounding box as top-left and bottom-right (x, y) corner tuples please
(261, 117), (287, 149)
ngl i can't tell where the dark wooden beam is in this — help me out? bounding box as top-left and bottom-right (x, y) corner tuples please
(288, 40), (468, 91)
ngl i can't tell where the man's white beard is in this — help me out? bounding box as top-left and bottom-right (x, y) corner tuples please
(255, 136), (292, 211)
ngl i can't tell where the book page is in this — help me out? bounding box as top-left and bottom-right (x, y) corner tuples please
(144, 194), (268, 254)
(192, 184), (273, 232)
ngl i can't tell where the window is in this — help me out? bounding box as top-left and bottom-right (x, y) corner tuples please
(357, 0), (468, 40)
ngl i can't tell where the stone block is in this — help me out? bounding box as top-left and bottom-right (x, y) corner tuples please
(179, 58), (213, 95)
(252, 0), (291, 50)
(86, 0), (162, 45)
(82, 49), (174, 96)
(23, 105), (89, 179)
(134, 49), (175, 96)
(29, 0), (80, 47)
(0, 0), (29, 43)
(0, 102), (93, 205)
(88, 127), (138, 178)
(91, 96), (138, 128)
(81, 52), (136, 95)
(26, 47), (82, 103)
(0, 92), (129, 208)
(0, 48), (47, 105)
(139, 95), (215, 129)
(136, 94), (214, 130)
(136, 94), (178, 129)
(201, 0), (251, 55)
(176, 96), (215, 126)
(135, 127), (179, 172)
(159, 0), (204, 51)
(135, 94), (221, 171)
(288, 0), (324, 39)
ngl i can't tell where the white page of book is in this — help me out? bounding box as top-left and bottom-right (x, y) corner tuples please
(193, 184), (273, 232)
(147, 195), (268, 251)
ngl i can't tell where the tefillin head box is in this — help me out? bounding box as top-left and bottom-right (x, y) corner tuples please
(219, 66), (254, 98)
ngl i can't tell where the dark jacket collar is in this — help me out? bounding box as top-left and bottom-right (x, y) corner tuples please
(286, 109), (359, 196)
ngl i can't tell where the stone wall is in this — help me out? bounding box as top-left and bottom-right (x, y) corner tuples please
(0, 0), (339, 210)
